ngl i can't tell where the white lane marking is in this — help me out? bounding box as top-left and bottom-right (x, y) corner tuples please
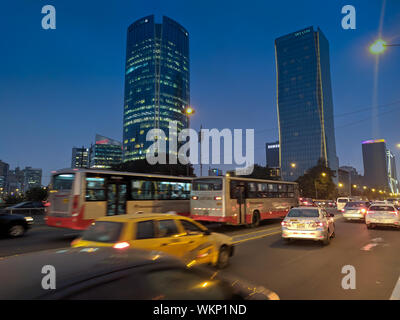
(390, 276), (400, 300)
(361, 243), (378, 251)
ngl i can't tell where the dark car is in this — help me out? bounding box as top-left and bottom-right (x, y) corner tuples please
(3, 201), (45, 216)
(0, 247), (279, 300)
(0, 212), (33, 237)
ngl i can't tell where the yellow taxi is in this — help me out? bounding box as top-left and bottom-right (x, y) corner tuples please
(71, 213), (234, 269)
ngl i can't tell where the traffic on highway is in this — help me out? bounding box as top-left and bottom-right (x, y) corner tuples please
(1, 170), (400, 301)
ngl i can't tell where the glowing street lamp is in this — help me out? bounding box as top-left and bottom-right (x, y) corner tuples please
(363, 186), (367, 190)
(369, 39), (400, 55)
(338, 183), (343, 188)
(353, 184), (357, 188)
(290, 163), (296, 168)
(372, 188), (376, 192)
(321, 172), (327, 177)
(369, 39), (387, 55)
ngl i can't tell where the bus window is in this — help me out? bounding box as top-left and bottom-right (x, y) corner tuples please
(247, 182), (257, 198)
(268, 183), (279, 198)
(52, 174), (75, 192)
(279, 184), (288, 198)
(287, 184), (294, 192)
(86, 177), (106, 201)
(192, 179), (222, 191)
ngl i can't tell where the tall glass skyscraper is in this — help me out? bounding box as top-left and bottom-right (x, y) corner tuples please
(123, 15), (190, 162)
(275, 26), (338, 182)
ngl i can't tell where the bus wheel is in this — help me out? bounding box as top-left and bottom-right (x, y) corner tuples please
(250, 212), (260, 228)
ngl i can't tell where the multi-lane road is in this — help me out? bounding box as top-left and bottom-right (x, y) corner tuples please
(1, 210), (400, 300)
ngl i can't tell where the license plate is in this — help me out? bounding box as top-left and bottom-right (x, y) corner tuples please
(296, 223), (305, 229)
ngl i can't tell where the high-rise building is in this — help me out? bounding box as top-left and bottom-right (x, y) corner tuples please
(266, 141), (280, 168)
(386, 149), (399, 194)
(71, 146), (90, 168)
(362, 139), (389, 190)
(275, 26), (339, 182)
(22, 167), (42, 192)
(0, 160), (9, 195)
(90, 134), (123, 169)
(123, 15), (190, 162)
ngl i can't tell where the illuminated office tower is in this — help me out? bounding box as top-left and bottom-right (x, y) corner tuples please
(123, 15), (190, 161)
(275, 27), (339, 182)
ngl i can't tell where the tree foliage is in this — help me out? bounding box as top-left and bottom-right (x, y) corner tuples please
(25, 187), (48, 202)
(112, 156), (195, 177)
(296, 159), (337, 199)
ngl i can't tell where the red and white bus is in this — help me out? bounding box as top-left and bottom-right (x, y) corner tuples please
(46, 168), (192, 230)
(190, 176), (299, 226)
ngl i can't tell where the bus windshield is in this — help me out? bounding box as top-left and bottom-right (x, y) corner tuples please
(192, 179), (222, 191)
(52, 174), (75, 191)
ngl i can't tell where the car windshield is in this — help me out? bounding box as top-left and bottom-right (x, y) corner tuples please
(287, 209), (319, 218)
(344, 202), (367, 208)
(82, 221), (123, 243)
(369, 206), (395, 212)
(9, 202), (30, 208)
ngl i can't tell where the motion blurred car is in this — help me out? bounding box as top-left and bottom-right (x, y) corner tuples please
(72, 213), (234, 269)
(281, 207), (335, 245)
(3, 201), (45, 215)
(336, 197), (350, 211)
(342, 201), (370, 221)
(0, 212), (33, 237)
(365, 204), (400, 229)
(0, 247), (279, 300)
(298, 197), (317, 207)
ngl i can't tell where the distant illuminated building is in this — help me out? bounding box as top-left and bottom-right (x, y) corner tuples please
(90, 134), (123, 169)
(123, 15), (190, 162)
(266, 141), (280, 168)
(22, 167), (42, 192)
(386, 149), (399, 194)
(71, 146), (89, 168)
(362, 139), (398, 192)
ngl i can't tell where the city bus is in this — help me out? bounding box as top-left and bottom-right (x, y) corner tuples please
(190, 176), (299, 226)
(46, 168), (192, 230)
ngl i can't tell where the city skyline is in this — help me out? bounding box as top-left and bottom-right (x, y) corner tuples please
(1, 1), (400, 184)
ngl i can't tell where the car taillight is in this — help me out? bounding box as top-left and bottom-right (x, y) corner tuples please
(340, 209), (345, 212)
(214, 196), (222, 201)
(281, 221), (288, 227)
(192, 196), (198, 200)
(113, 242), (130, 249)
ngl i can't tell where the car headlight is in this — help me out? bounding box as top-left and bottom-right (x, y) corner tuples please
(24, 216), (34, 222)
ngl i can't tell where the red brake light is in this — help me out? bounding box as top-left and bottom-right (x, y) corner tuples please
(214, 196), (222, 201)
(113, 242), (130, 249)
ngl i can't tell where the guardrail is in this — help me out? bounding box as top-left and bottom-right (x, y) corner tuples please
(1, 208), (45, 215)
